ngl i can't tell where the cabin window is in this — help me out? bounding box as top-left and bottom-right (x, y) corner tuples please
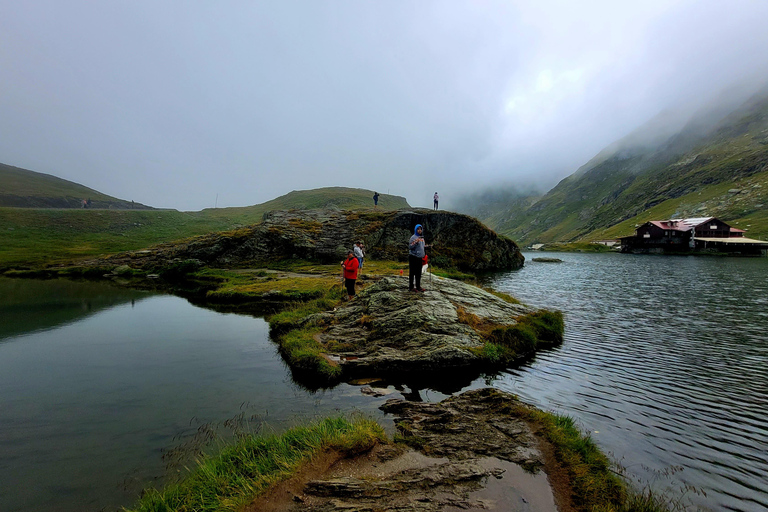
(643, 234), (650, 238)
(664, 231), (669, 235)
(710, 225), (717, 229)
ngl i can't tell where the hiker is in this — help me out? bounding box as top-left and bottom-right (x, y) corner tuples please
(354, 241), (365, 270)
(373, 192), (380, 208)
(408, 224), (428, 292)
(433, 192), (439, 210)
(341, 250), (360, 300)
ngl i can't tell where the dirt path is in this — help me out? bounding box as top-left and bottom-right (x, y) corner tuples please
(247, 389), (576, 512)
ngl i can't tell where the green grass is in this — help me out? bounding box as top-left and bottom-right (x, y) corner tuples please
(126, 416), (385, 512)
(0, 186), (411, 269)
(199, 187), (408, 222)
(264, 283), (349, 384)
(539, 242), (616, 253)
(506, 402), (680, 512)
(0, 208), (236, 268)
(463, 309), (565, 364)
(0, 162), (134, 207)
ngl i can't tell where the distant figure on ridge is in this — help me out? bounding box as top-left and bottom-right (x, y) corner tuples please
(408, 224), (429, 292)
(341, 250), (360, 300)
(433, 192), (439, 210)
(373, 192), (380, 208)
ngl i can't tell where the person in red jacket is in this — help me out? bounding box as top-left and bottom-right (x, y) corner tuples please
(341, 250), (360, 300)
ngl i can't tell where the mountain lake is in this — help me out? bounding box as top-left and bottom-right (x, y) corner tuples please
(1, 251), (766, 512)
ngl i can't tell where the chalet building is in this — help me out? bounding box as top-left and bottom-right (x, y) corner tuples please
(619, 217), (768, 255)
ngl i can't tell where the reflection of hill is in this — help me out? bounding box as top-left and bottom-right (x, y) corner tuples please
(0, 278), (155, 341)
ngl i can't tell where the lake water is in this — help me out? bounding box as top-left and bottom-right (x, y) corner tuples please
(1, 253), (767, 512)
(0, 278), (399, 512)
(484, 253), (768, 512)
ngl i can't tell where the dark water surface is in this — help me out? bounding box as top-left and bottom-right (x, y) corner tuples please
(2, 253), (767, 512)
(0, 278), (401, 512)
(483, 253), (768, 512)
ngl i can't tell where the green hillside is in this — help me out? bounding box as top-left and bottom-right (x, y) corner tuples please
(0, 184), (409, 268)
(199, 187), (409, 224)
(469, 87), (768, 244)
(0, 163), (152, 209)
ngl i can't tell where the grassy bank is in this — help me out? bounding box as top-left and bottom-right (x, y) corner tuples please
(127, 404), (677, 512)
(510, 403), (682, 512)
(125, 416), (385, 512)
(536, 241), (617, 253)
(0, 207), (236, 268)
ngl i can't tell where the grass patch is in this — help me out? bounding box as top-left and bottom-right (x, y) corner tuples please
(278, 326), (342, 380)
(207, 276), (335, 303)
(126, 415), (385, 512)
(430, 268), (477, 281)
(464, 309), (564, 364)
(265, 283), (350, 384)
(482, 287), (523, 304)
(539, 242), (616, 253)
(504, 400), (679, 512)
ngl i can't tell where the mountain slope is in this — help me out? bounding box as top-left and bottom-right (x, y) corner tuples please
(0, 163), (153, 209)
(472, 86), (768, 244)
(199, 187), (409, 225)
(1, 181), (410, 267)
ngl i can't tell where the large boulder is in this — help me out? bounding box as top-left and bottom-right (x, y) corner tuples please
(295, 276), (562, 384)
(94, 208), (524, 272)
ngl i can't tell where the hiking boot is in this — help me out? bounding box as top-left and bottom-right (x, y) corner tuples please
(417, 287), (426, 292)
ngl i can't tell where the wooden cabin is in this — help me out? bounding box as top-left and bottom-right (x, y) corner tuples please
(619, 217), (768, 255)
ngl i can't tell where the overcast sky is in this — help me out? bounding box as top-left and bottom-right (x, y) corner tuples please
(2, 1), (768, 211)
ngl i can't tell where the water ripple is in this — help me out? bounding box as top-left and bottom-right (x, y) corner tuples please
(483, 253), (768, 512)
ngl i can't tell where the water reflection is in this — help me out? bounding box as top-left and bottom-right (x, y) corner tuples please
(0, 281), (391, 512)
(0, 277), (152, 341)
(3, 255), (767, 512)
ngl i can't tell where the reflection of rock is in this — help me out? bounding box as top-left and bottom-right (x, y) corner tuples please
(360, 386), (392, 397)
(308, 276), (559, 381)
(92, 208), (524, 272)
(275, 389), (559, 512)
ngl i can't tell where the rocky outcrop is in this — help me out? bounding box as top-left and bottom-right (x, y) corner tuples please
(92, 208), (524, 272)
(271, 389), (560, 512)
(293, 276), (562, 384)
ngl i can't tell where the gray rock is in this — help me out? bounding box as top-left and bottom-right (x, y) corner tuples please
(531, 257), (563, 263)
(89, 208), (524, 273)
(315, 276), (533, 377)
(282, 389), (558, 512)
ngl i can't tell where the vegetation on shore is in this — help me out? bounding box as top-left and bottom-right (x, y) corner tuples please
(125, 416), (386, 512)
(127, 401), (678, 512)
(2, 253), (562, 385)
(535, 241), (617, 253)
(0, 186), (409, 269)
(509, 402), (681, 512)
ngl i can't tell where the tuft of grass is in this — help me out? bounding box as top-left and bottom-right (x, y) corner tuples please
(207, 276), (334, 303)
(481, 287), (522, 304)
(266, 284), (350, 384)
(468, 309), (564, 364)
(505, 402), (681, 512)
(431, 268), (476, 281)
(125, 416), (385, 512)
(278, 326), (342, 381)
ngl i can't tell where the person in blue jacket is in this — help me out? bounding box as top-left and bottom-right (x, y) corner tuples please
(408, 224), (428, 292)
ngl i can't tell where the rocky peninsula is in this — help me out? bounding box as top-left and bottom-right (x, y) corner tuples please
(279, 274), (563, 387)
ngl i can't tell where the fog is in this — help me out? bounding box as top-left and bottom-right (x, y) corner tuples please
(2, 1), (768, 211)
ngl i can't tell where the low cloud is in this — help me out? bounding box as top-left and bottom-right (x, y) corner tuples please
(1, 0), (767, 210)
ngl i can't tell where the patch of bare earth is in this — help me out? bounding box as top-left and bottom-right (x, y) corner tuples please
(246, 389), (577, 511)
